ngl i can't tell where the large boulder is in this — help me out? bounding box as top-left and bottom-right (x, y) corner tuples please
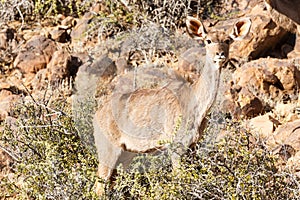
(267, 120), (300, 151)
(225, 58), (300, 118)
(265, 119), (300, 174)
(264, 0), (300, 58)
(14, 36), (57, 74)
(218, 3), (289, 61)
(31, 49), (82, 90)
(47, 49), (82, 82)
(246, 113), (281, 139)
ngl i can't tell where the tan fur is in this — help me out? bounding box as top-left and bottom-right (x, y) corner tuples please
(93, 17), (252, 196)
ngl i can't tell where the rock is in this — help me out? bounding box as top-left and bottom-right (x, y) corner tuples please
(0, 26), (19, 65)
(92, 56), (116, 77)
(49, 29), (70, 43)
(115, 57), (129, 74)
(47, 49), (82, 83)
(22, 73), (36, 88)
(74, 55), (116, 99)
(30, 49), (82, 90)
(14, 36), (57, 73)
(264, 0), (298, 33)
(225, 85), (264, 118)
(71, 12), (95, 46)
(30, 69), (48, 90)
(0, 26), (16, 50)
(220, 3), (289, 61)
(264, 0), (300, 58)
(0, 90), (20, 121)
(0, 69), (24, 91)
(286, 151), (300, 175)
(234, 58), (298, 97)
(266, 119), (300, 173)
(238, 87), (264, 118)
(72, 52), (91, 64)
(246, 114), (281, 139)
(225, 58), (300, 119)
(61, 16), (76, 27)
(274, 102), (297, 120)
(267, 119), (300, 151)
(221, 0), (257, 13)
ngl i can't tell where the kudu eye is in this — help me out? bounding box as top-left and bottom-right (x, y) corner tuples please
(206, 39), (212, 44)
(224, 39), (232, 45)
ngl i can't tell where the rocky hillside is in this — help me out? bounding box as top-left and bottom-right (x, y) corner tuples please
(1, 0), (300, 199)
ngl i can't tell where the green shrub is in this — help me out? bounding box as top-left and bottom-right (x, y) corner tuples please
(89, 0), (223, 39)
(0, 99), (98, 199)
(0, 0), (224, 37)
(1, 99), (300, 199)
(107, 121), (300, 199)
(33, 0), (93, 18)
(0, 0), (93, 23)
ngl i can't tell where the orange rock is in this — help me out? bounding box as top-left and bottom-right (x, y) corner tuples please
(225, 58), (300, 119)
(268, 119), (300, 151)
(247, 114), (280, 139)
(14, 36), (57, 73)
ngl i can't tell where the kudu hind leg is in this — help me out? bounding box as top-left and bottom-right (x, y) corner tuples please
(94, 143), (122, 196)
(95, 147), (136, 196)
(93, 118), (123, 195)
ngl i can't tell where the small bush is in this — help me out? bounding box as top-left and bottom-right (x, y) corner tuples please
(107, 121), (300, 199)
(89, 0), (223, 39)
(33, 0), (93, 18)
(0, 0), (93, 23)
(1, 98), (300, 199)
(0, 0), (32, 23)
(0, 99), (98, 199)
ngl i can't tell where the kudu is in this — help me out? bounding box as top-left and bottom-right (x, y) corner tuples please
(93, 16), (252, 195)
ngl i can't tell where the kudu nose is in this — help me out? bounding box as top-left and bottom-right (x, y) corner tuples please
(216, 52), (225, 57)
(216, 52), (226, 60)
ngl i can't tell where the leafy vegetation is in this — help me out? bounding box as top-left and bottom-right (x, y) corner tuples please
(0, 98), (98, 199)
(108, 122), (300, 199)
(0, 0), (93, 22)
(1, 0), (300, 199)
(79, 0), (224, 39)
(0, 0), (223, 36)
(1, 100), (299, 199)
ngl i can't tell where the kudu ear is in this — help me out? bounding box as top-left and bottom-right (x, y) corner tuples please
(230, 17), (252, 41)
(186, 16), (207, 40)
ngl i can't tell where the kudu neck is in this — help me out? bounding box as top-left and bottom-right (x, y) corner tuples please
(189, 57), (222, 129)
